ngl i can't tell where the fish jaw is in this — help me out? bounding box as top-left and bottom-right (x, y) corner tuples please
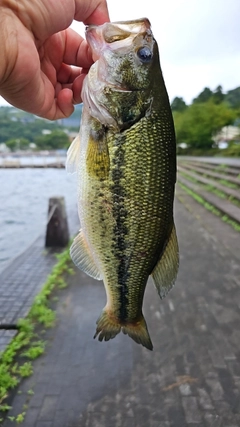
(86, 18), (152, 62)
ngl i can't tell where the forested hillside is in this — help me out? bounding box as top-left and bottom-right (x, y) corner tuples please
(171, 86), (240, 155)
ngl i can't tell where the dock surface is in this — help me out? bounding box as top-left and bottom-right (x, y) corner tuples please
(2, 180), (240, 427)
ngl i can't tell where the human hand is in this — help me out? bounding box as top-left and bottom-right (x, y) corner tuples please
(0, 0), (109, 120)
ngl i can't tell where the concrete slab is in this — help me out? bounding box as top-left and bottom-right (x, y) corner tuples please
(178, 175), (240, 224)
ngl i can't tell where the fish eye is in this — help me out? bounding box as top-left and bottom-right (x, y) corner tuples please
(137, 46), (153, 63)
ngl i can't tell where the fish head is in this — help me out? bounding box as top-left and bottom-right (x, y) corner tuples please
(86, 18), (156, 90)
(84, 18), (161, 129)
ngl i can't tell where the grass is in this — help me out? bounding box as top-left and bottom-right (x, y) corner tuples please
(178, 171), (199, 183)
(179, 182), (240, 232)
(203, 185), (240, 208)
(0, 243), (74, 423)
(219, 179), (239, 189)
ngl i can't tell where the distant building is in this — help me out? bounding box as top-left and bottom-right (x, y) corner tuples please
(213, 125), (240, 144)
(0, 143), (10, 153)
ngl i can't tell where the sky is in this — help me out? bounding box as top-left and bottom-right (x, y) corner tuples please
(0, 0), (239, 107)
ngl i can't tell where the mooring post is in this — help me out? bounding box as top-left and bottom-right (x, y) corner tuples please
(45, 197), (69, 247)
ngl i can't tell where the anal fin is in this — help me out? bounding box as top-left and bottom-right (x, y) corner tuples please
(70, 230), (102, 280)
(151, 222), (179, 299)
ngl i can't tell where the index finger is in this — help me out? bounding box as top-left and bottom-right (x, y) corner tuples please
(61, 29), (93, 69)
(74, 0), (110, 26)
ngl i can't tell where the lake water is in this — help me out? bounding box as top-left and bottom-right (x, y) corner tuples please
(0, 165), (79, 273)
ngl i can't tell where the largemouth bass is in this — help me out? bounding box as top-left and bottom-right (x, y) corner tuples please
(67, 18), (179, 351)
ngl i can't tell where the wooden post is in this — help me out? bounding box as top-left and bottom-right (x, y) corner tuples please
(45, 197), (69, 247)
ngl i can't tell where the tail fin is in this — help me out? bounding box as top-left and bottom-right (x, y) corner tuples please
(94, 310), (153, 351)
(122, 317), (153, 351)
(94, 310), (121, 342)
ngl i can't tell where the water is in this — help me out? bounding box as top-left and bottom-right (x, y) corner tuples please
(0, 166), (79, 273)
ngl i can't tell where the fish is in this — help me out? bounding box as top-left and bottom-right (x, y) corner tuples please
(66, 18), (179, 351)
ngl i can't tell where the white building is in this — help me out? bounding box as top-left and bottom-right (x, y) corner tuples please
(213, 125), (240, 143)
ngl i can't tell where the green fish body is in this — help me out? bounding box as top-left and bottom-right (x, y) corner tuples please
(67, 18), (179, 350)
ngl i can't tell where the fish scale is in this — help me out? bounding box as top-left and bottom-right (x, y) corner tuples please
(67, 18), (179, 350)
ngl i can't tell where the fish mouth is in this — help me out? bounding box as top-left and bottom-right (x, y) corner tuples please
(85, 17), (150, 34)
(85, 18), (152, 62)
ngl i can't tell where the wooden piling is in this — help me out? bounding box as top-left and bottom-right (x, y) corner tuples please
(45, 197), (69, 247)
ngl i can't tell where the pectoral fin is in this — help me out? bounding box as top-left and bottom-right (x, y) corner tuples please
(66, 134), (80, 173)
(70, 230), (102, 280)
(151, 223), (179, 299)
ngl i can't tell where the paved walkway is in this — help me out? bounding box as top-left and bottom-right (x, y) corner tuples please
(2, 188), (240, 427)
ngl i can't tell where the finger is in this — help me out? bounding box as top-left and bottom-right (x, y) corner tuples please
(56, 88), (75, 118)
(75, 0), (110, 25)
(57, 63), (81, 84)
(63, 28), (93, 68)
(72, 73), (87, 104)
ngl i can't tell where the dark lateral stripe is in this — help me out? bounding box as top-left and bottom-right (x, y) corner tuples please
(111, 134), (130, 322)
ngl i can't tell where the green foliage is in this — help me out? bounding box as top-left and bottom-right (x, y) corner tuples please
(212, 85), (225, 105)
(34, 130), (70, 150)
(21, 341), (45, 360)
(15, 412), (26, 423)
(0, 106), (79, 149)
(193, 87), (213, 104)
(171, 97), (187, 112)
(193, 85), (240, 107)
(0, 404), (12, 412)
(174, 100), (236, 152)
(0, 107), (59, 145)
(5, 138), (30, 151)
(18, 363), (33, 378)
(220, 141), (240, 157)
(225, 87), (240, 109)
(173, 84), (240, 155)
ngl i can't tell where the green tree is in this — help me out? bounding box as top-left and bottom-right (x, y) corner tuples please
(5, 137), (30, 151)
(225, 87), (240, 109)
(212, 85), (225, 104)
(4, 138), (17, 151)
(34, 130), (70, 150)
(0, 107), (61, 144)
(171, 97), (187, 112)
(193, 87), (213, 104)
(174, 100), (236, 151)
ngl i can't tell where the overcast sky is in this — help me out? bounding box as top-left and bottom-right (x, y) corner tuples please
(0, 0), (239, 107)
